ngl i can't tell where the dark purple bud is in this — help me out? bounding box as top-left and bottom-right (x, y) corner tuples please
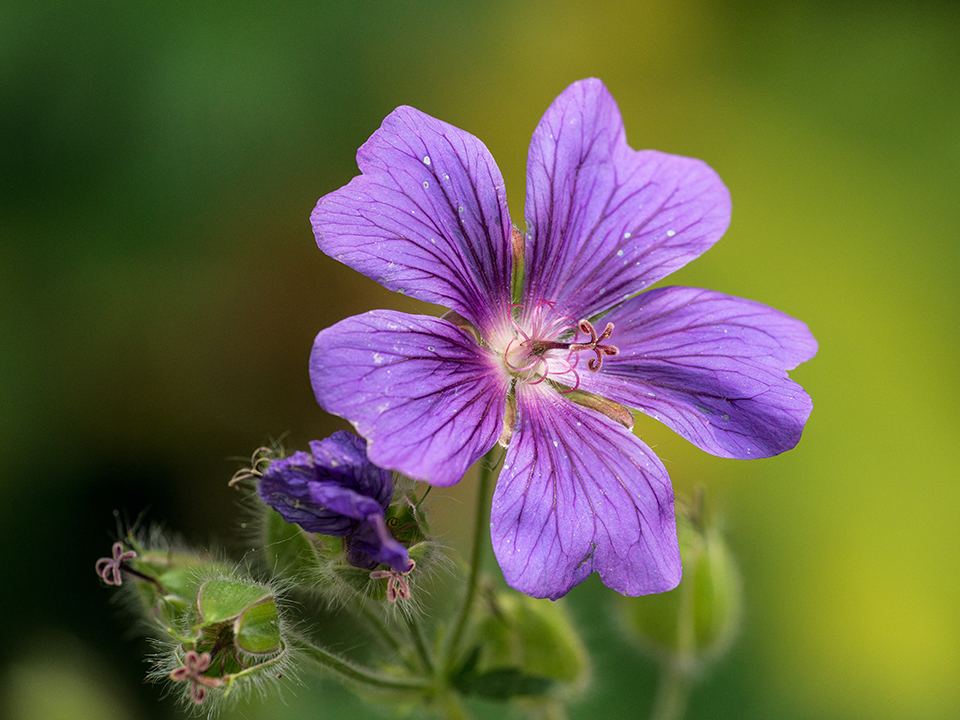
(257, 431), (411, 573)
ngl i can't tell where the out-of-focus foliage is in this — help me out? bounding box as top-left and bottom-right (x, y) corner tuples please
(3, 1), (958, 719)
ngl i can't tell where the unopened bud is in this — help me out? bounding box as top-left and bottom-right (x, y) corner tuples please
(456, 589), (591, 704)
(96, 535), (231, 629)
(197, 579), (282, 654)
(616, 493), (740, 667)
(159, 574), (289, 710)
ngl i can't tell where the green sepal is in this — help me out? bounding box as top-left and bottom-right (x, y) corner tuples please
(261, 508), (320, 579)
(198, 579), (272, 624)
(235, 598), (282, 654)
(125, 549), (230, 626)
(384, 494), (428, 546)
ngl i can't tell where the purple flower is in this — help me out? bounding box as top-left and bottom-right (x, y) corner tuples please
(309, 79), (817, 600)
(257, 431), (412, 573)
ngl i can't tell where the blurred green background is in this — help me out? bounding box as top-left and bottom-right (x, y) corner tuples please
(2, 1), (958, 718)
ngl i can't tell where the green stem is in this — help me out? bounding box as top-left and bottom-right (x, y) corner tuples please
(407, 614), (435, 673)
(356, 600), (404, 654)
(650, 533), (698, 720)
(294, 636), (431, 693)
(440, 692), (475, 720)
(440, 449), (498, 670)
(648, 658), (691, 720)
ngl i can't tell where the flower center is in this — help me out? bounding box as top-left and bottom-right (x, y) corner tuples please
(501, 302), (619, 391)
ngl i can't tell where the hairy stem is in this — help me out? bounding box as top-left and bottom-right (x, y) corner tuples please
(355, 600), (404, 654)
(440, 449), (498, 670)
(407, 614), (435, 674)
(295, 635), (431, 693)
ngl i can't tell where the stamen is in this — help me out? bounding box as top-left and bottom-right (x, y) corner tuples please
(508, 304), (532, 341)
(228, 446), (275, 488)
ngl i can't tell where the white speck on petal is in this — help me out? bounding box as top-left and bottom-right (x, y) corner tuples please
(617, 249), (624, 257)
(423, 156), (431, 165)
(552, 440), (559, 447)
(666, 229), (676, 237)
(423, 180), (429, 189)
(372, 352), (383, 365)
(623, 231), (632, 239)
(458, 205), (464, 213)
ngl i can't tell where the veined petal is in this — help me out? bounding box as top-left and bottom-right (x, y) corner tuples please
(311, 310), (508, 487)
(523, 78), (730, 319)
(309, 483), (386, 522)
(257, 451), (357, 535)
(578, 286), (818, 458)
(308, 434), (393, 509)
(491, 383), (681, 600)
(312, 106), (513, 335)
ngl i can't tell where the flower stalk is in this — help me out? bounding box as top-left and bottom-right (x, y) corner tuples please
(440, 447), (498, 672)
(294, 635), (432, 694)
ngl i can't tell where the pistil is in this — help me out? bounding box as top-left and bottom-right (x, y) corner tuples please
(568, 319), (619, 371)
(517, 319), (619, 373)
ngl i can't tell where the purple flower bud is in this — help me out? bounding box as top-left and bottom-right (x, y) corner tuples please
(257, 431), (412, 573)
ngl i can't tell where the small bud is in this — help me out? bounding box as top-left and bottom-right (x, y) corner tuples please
(155, 573), (290, 711)
(256, 432), (412, 573)
(96, 533), (231, 629)
(456, 589), (591, 704)
(248, 433), (450, 609)
(616, 492), (741, 668)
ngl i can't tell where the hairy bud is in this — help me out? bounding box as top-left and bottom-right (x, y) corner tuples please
(616, 491), (741, 668)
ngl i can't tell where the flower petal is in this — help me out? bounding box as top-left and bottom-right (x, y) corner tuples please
(350, 514), (413, 573)
(309, 433), (393, 510)
(257, 451), (358, 535)
(308, 483), (385, 523)
(312, 106), (513, 335)
(577, 286), (817, 458)
(523, 78), (731, 319)
(491, 383), (681, 600)
(311, 310), (508, 486)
